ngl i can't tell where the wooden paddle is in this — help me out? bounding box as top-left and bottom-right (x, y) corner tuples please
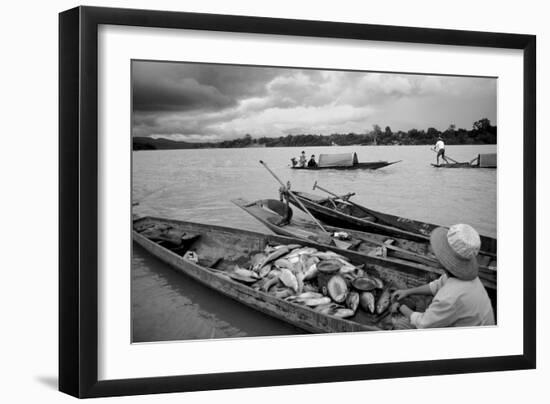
(430, 147), (461, 164)
(312, 181), (376, 216)
(259, 160), (332, 241)
(313, 181), (355, 201)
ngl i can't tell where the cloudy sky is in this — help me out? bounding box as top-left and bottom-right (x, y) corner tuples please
(132, 61), (496, 142)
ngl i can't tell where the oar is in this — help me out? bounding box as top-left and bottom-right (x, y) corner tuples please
(259, 160), (331, 238)
(313, 181), (355, 201)
(313, 182), (372, 214)
(430, 147), (461, 164)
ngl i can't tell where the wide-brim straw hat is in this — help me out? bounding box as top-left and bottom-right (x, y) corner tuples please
(430, 225), (479, 280)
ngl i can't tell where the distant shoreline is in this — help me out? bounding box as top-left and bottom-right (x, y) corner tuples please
(133, 142), (497, 151)
(133, 119), (496, 150)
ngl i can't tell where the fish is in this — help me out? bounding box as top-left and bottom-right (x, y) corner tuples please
(342, 273), (356, 283)
(376, 287), (392, 314)
(339, 264), (358, 274)
(360, 292), (375, 313)
(303, 263), (318, 281)
(291, 259), (305, 274)
(273, 258), (293, 270)
(305, 256), (320, 266)
(372, 276), (385, 289)
(351, 277), (378, 291)
(227, 272), (258, 283)
(233, 265), (259, 279)
(297, 247), (318, 256)
(287, 255), (301, 264)
(314, 302), (340, 314)
(333, 308), (356, 318)
(251, 253), (266, 271)
(250, 280), (263, 290)
(272, 288), (293, 299)
(267, 268), (281, 278)
(259, 264), (272, 278)
(327, 275), (348, 303)
(296, 291), (324, 300)
(302, 283), (319, 293)
(346, 291), (360, 312)
(286, 292), (324, 302)
(260, 246), (290, 267)
(317, 259), (342, 274)
(303, 297), (332, 307)
(260, 276), (280, 292)
(279, 268), (299, 292)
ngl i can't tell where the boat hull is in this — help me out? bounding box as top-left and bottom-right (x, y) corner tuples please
(232, 198), (496, 293)
(288, 191), (497, 256)
(133, 217), (450, 333)
(431, 163), (495, 168)
(291, 161), (400, 170)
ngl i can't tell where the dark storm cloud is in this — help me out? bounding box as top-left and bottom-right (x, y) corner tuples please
(132, 61), (282, 112)
(132, 60), (497, 140)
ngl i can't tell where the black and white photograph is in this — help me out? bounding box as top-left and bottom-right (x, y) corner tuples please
(131, 60), (497, 342)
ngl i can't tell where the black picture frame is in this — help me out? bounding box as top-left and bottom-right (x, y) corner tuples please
(59, 5), (536, 398)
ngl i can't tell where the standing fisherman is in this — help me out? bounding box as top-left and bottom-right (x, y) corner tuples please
(390, 224), (495, 328)
(433, 136), (449, 165)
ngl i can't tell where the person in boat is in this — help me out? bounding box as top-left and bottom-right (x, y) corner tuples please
(390, 224), (495, 329)
(277, 181), (293, 225)
(299, 151), (307, 167)
(434, 136), (449, 165)
(307, 154), (318, 168)
(290, 157), (298, 167)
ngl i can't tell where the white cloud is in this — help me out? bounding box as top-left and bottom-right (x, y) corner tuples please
(132, 61), (496, 140)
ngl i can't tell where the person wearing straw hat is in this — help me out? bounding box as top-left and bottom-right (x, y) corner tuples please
(390, 224), (495, 328)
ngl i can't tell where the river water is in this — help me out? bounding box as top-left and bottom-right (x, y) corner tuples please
(132, 145), (496, 342)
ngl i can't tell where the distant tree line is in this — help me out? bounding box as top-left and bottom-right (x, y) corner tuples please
(133, 118), (496, 150)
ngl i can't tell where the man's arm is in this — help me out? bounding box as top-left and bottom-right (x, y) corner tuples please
(392, 283), (432, 301)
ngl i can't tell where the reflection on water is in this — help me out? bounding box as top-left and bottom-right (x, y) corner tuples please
(132, 145), (496, 342)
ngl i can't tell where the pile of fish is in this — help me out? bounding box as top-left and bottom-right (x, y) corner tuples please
(224, 243), (394, 319)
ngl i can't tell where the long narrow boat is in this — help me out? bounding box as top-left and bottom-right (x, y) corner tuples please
(133, 216), (466, 334)
(431, 153), (497, 169)
(291, 152), (400, 171)
(232, 198), (496, 291)
(292, 161), (400, 170)
(287, 190), (497, 257)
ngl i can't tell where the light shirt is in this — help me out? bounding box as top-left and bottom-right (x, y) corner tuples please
(435, 140), (445, 151)
(410, 274), (495, 329)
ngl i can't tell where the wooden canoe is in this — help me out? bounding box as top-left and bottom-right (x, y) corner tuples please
(287, 191), (497, 256)
(232, 198), (496, 292)
(432, 153), (497, 169)
(291, 161), (401, 170)
(431, 162), (478, 168)
(133, 216), (458, 334)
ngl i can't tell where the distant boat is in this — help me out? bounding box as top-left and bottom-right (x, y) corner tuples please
(432, 153), (496, 168)
(291, 152), (400, 170)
